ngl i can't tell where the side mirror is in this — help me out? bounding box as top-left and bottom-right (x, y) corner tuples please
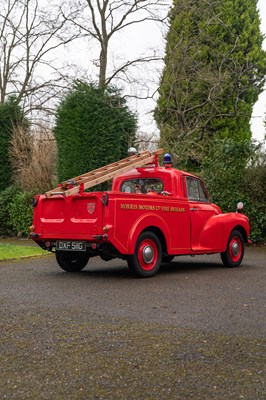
(236, 202), (244, 213)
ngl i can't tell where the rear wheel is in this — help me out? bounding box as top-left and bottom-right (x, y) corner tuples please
(221, 230), (244, 267)
(127, 231), (162, 278)
(56, 251), (89, 272)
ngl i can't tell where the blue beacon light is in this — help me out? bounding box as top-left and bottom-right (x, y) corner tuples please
(163, 153), (172, 167)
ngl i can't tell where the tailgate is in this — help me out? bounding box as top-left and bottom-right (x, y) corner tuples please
(33, 192), (104, 240)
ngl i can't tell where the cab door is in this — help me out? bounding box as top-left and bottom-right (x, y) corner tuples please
(186, 176), (220, 251)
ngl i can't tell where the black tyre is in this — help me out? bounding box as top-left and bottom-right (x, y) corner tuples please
(127, 231), (162, 278)
(162, 255), (175, 263)
(221, 230), (244, 268)
(56, 251), (89, 272)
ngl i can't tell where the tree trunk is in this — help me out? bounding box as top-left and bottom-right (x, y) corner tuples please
(99, 44), (108, 88)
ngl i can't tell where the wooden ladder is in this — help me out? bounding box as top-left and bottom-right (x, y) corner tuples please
(45, 149), (164, 197)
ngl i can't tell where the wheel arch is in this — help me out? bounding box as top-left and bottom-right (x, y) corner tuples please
(222, 224), (248, 252)
(221, 213), (250, 251)
(232, 225), (248, 243)
(127, 214), (170, 254)
(141, 226), (167, 256)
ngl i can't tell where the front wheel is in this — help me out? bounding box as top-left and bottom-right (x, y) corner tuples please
(127, 231), (162, 278)
(56, 251), (90, 272)
(221, 230), (244, 267)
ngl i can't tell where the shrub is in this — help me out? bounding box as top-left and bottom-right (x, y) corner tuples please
(0, 185), (18, 236)
(202, 139), (266, 242)
(240, 150), (266, 241)
(0, 186), (37, 237)
(8, 190), (36, 237)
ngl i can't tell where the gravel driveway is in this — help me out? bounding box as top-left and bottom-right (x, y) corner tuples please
(0, 246), (265, 399)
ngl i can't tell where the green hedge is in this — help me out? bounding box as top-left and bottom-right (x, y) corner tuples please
(0, 186), (36, 237)
(0, 98), (27, 192)
(0, 185), (18, 236)
(54, 83), (137, 182)
(202, 140), (266, 242)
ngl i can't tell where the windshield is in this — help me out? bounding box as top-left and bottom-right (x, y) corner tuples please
(121, 178), (163, 194)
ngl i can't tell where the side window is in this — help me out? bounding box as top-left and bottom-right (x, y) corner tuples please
(198, 181), (208, 202)
(186, 177), (208, 202)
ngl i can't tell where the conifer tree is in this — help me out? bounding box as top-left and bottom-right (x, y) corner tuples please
(54, 83), (137, 182)
(0, 98), (25, 191)
(155, 0), (266, 170)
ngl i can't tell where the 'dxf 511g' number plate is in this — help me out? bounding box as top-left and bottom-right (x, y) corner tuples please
(56, 241), (86, 251)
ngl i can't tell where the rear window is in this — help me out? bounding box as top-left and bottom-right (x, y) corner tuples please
(121, 179), (163, 194)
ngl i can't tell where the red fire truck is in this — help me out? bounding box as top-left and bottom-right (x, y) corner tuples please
(30, 149), (251, 277)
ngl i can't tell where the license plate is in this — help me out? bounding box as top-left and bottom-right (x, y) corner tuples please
(56, 241), (86, 251)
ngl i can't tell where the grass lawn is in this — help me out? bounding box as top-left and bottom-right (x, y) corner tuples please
(0, 243), (48, 261)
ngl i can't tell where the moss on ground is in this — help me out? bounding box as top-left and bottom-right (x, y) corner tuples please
(0, 306), (265, 399)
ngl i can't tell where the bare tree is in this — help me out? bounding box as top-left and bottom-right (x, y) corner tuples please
(64, 0), (169, 88)
(10, 123), (57, 191)
(135, 130), (159, 152)
(0, 0), (81, 116)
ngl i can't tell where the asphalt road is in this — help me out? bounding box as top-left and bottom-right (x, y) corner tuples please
(0, 247), (265, 399)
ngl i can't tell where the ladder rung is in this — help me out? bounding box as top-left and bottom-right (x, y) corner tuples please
(50, 192), (65, 196)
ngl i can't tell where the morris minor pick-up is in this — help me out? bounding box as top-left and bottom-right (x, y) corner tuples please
(30, 149), (251, 277)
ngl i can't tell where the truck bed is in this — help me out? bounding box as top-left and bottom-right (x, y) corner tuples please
(32, 192), (104, 240)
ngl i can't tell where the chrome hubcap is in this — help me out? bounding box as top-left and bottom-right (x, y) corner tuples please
(232, 241), (239, 256)
(142, 245), (154, 263)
